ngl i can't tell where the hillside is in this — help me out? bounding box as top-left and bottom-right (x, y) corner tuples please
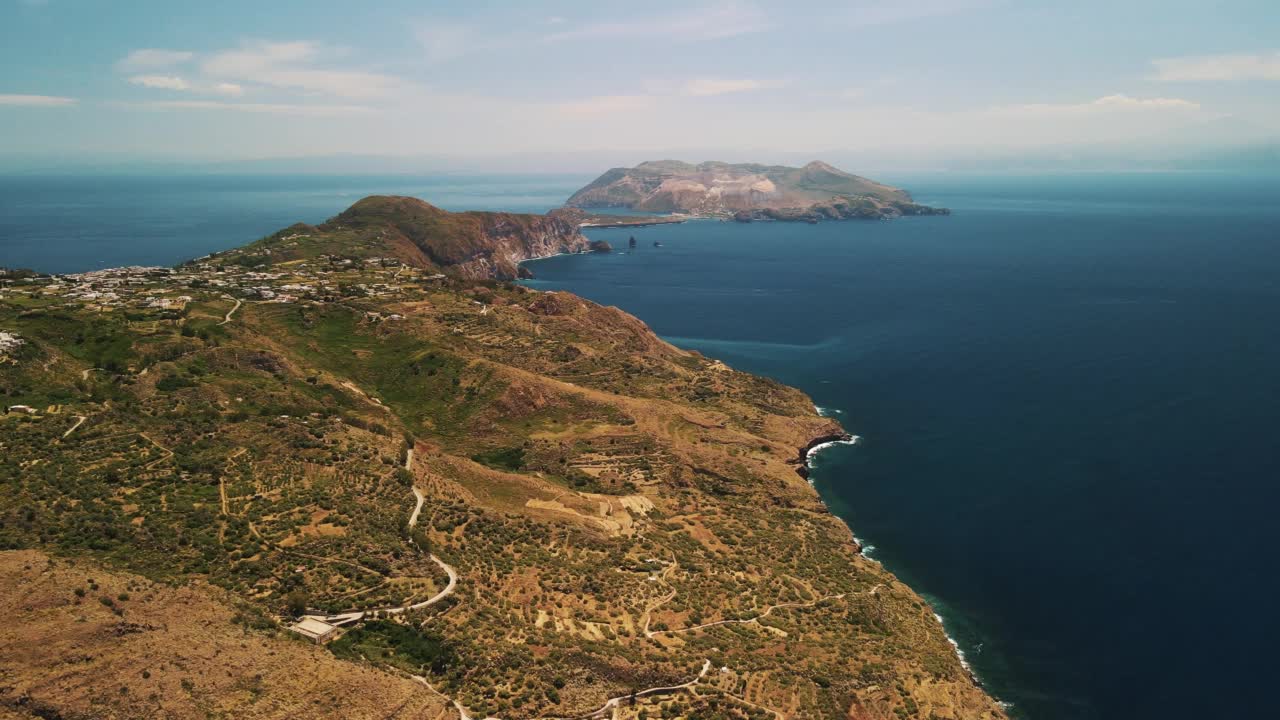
(0, 198), (1002, 720)
(225, 196), (594, 280)
(565, 160), (948, 220)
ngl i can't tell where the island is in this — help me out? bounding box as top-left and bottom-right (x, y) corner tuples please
(565, 160), (949, 222)
(0, 197), (1001, 720)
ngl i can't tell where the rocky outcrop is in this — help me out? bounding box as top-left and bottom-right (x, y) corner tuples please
(565, 160), (947, 220)
(326, 196), (592, 281)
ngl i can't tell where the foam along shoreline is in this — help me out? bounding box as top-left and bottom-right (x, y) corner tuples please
(795, 432), (859, 480)
(801, 411), (1005, 708)
(805, 435), (860, 463)
(931, 606), (1012, 712)
(797, 426), (872, 556)
(578, 216), (687, 229)
(514, 244), (996, 711)
(515, 247), (608, 279)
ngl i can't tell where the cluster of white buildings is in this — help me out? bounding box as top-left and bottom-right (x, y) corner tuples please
(4, 253), (434, 320)
(0, 330), (24, 358)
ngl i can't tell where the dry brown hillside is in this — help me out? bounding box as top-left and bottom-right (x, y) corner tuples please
(0, 198), (1002, 720)
(0, 550), (449, 720)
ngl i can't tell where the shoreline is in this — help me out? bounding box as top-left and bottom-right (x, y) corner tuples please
(801, 420), (1006, 709)
(519, 230), (1005, 713)
(578, 218), (687, 229)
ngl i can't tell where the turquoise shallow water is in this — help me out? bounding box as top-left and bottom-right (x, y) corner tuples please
(3, 171), (1279, 718)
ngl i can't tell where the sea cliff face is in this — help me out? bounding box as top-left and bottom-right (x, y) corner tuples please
(329, 196), (593, 280)
(241, 196), (592, 281)
(443, 209), (593, 280)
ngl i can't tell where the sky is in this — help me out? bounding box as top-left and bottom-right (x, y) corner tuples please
(1, 0), (1278, 171)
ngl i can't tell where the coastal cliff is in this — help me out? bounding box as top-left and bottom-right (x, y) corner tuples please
(240, 196), (593, 280)
(566, 159), (947, 220)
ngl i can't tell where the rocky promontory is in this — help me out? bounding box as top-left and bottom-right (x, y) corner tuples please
(225, 196), (594, 281)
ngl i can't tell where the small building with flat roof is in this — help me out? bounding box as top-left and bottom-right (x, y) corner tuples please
(288, 616), (340, 644)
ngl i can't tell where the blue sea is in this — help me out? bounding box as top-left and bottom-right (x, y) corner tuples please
(3, 171), (1279, 719)
(0, 174), (589, 273)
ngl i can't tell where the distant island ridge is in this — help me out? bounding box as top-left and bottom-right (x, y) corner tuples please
(565, 160), (949, 222)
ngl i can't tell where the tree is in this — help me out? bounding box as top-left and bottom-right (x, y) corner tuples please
(285, 589), (309, 618)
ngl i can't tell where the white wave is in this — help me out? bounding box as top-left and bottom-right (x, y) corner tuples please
(805, 435), (859, 462)
(814, 405), (844, 417)
(933, 611), (974, 673)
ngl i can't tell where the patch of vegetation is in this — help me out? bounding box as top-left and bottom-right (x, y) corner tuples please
(330, 619), (454, 674)
(470, 446), (525, 472)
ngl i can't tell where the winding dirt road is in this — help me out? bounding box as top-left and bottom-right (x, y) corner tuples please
(61, 415), (87, 439)
(218, 296), (243, 326)
(319, 483), (456, 622)
(647, 593), (846, 637)
(578, 660), (712, 719)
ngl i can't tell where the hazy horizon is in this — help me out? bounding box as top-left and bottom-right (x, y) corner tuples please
(3, 0), (1279, 174)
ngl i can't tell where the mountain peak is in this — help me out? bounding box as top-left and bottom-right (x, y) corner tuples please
(803, 160), (840, 172)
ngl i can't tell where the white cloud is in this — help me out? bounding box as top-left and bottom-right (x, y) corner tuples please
(133, 100), (373, 117)
(1090, 94), (1200, 110)
(200, 41), (316, 77)
(129, 75), (190, 91)
(116, 49), (194, 72)
(554, 76), (776, 116)
(200, 41), (401, 99)
(0, 93), (77, 107)
(556, 95), (657, 115)
(680, 78), (771, 97)
(998, 94), (1201, 115)
(117, 41), (402, 101)
(1151, 51), (1280, 82)
(126, 73), (247, 97)
(545, 1), (769, 42)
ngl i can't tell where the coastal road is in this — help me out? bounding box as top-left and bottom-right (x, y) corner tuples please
(579, 659), (712, 719)
(647, 594), (845, 638)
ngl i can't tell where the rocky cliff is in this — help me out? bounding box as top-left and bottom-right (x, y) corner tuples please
(566, 160), (947, 219)
(235, 196), (592, 281)
(328, 196), (592, 279)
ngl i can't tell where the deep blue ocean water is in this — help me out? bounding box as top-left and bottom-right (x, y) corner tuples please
(3, 171), (1278, 718)
(0, 174), (589, 273)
